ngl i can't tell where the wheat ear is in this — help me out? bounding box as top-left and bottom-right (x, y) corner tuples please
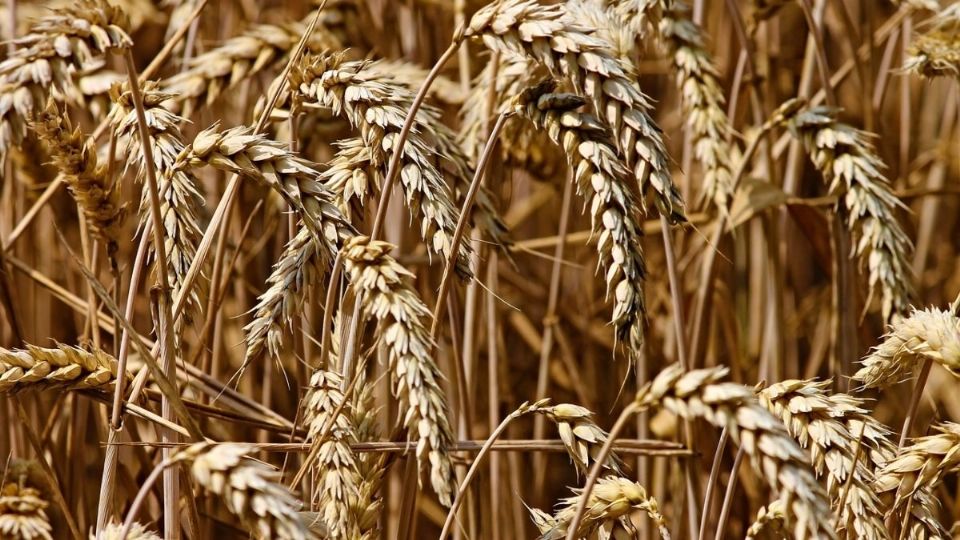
(0, 344), (120, 393)
(745, 500), (787, 540)
(174, 443), (317, 539)
(0, 483), (52, 540)
(109, 82), (205, 323)
(539, 403), (622, 476)
(342, 236), (456, 507)
(94, 521), (160, 540)
(514, 81), (647, 367)
(758, 379), (886, 539)
(637, 364), (835, 539)
(291, 53), (474, 277)
(904, 4), (960, 79)
(852, 307), (960, 389)
(0, 0), (131, 161)
(787, 106), (913, 321)
(31, 99), (126, 253)
(537, 476), (670, 540)
(464, 0), (686, 222)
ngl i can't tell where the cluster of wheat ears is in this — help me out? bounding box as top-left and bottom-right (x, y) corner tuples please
(0, 0), (959, 538)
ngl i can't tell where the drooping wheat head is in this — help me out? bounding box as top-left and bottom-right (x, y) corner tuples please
(788, 106), (913, 321)
(515, 81), (647, 367)
(341, 236), (456, 507)
(538, 402), (622, 476)
(904, 4), (960, 79)
(93, 521), (161, 540)
(636, 364), (834, 539)
(0, 483), (52, 540)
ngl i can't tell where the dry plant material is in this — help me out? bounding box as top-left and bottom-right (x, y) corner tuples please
(788, 106), (913, 321)
(94, 521), (161, 540)
(539, 402), (622, 476)
(0, 483), (52, 540)
(174, 443), (317, 539)
(535, 476), (670, 540)
(758, 379), (886, 539)
(0, 0), (131, 160)
(636, 364), (834, 539)
(514, 81), (648, 366)
(904, 4), (960, 79)
(342, 236), (456, 506)
(853, 307), (960, 389)
(32, 100), (127, 253)
(0, 344), (119, 393)
(745, 500), (787, 540)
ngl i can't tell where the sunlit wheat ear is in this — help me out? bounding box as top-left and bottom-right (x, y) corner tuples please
(0, 483), (52, 540)
(162, 19), (341, 117)
(787, 106), (913, 321)
(745, 500), (787, 540)
(539, 403), (622, 475)
(0, 0), (131, 162)
(31, 99), (126, 254)
(174, 443), (316, 540)
(852, 307), (960, 389)
(873, 423), (960, 538)
(0, 344), (121, 393)
(465, 0), (686, 223)
(758, 379), (886, 539)
(94, 521), (160, 540)
(290, 52), (473, 278)
(514, 81), (647, 367)
(342, 236), (456, 507)
(303, 369), (361, 538)
(904, 4), (960, 79)
(109, 82), (205, 324)
(537, 476), (670, 540)
(638, 364), (835, 539)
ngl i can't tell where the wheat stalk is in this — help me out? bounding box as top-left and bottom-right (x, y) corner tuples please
(0, 0), (131, 161)
(94, 521), (160, 540)
(0, 483), (52, 540)
(758, 379), (886, 539)
(291, 52), (474, 277)
(853, 307), (960, 389)
(537, 476), (670, 540)
(174, 443), (316, 539)
(464, 0), (686, 223)
(0, 344), (120, 394)
(109, 82), (205, 323)
(341, 235), (456, 507)
(904, 4), (960, 79)
(515, 81), (648, 367)
(31, 99), (126, 253)
(787, 106), (913, 321)
(636, 364), (834, 539)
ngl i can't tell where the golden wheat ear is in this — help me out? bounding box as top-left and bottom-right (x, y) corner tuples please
(539, 476), (670, 540)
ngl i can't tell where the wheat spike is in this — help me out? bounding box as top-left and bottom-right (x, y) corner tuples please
(758, 379), (886, 539)
(539, 403), (622, 476)
(904, 4), (960, 79)
(109, 82), (205, 323)
(637, 364), (834, 539)
(161, 19), (340, 117)
(853, 307), (960, 389)
(303, 369), (361, 538)
(515, 81), (648, 367)
(31, 99), (126, 253)
(0, 483), (52, 540)
(342, 236), (456, 507)
(788, 106), (913, 321)
(464, 0), (686, 222)
(745, 500), (788, 540)
(0, 0), (131, 161)
(538, 476), (670, 540)
(174, 443), (317, 539)
(0, 344), (120, 393)
(291, 53), (474, 277)
(93, 521), (160, 540)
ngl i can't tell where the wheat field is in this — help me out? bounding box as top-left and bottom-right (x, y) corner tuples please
(0, 0), (958, 538)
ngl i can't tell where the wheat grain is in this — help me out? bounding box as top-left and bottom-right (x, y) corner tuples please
(0, 344), (119, 393)
(464, 0), (686, 223)
(342, 235), (456, 507)
(788, 106), (913, 321)
(109, 82), (205, 323)
(538, 476), (670, 540)
(758, 379), (886, 539)
(0, 0), (131, 161)
(0, 483), (52, 540)
(174, 442), (316, 539)
(31, 99), (126, 253)
(93, 521), (160, 540)
(904, 4), (960, 79)
(853, 307), (960, 389)
(515, 81), (648, 367)
(637, 364), (834, 539)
